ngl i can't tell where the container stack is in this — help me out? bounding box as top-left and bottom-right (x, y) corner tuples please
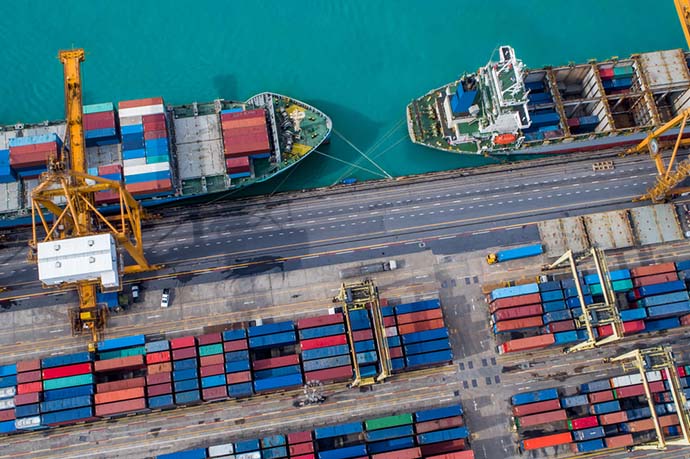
(234, 439), (261, 458)
(196, 333), (226, 402)
(39, 352), (96, 426)
(145, 339), (174, 410)
(0, 364), (17, 434)
(523, 110), (563, 141)
(8, 134), (62, 179)
(364, 413), (419, 459)
(248, 321), (303, 393)
(414, 405), (472, 458)
(220, 108), (270, 179)
(395, 299), (453, 369)
(348, 308), (381, 380)
(83, 103), (118, 147)
(222, 329), (253, 398)
(94, 163), (123, 205)
(288, 430), (314, 458)
(118, 97), (173, 197)
(298, 313), (353, 383)
(567, 115), (600, 135)
(170, 336), (201, 406)
(260, 434), (288, 459)
(0, 149), (17, 183)
(314, 421), (367, 459)
(599, 65), (634, 95)
(381, 302), (405, 372)
(93, 335), (147, 417)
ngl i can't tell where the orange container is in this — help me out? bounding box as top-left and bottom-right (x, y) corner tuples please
(145, 351), (171, 365)
(95, 398), (147, 417)
(147, 362), (173, 375)
(605, 434), (634, 448)
(118, 97), (163, 109)
(96, 377), (145, 393)
(94, 387), (145, 405)
(397, 319), (445, 335)
(94, 355), (144, 373)
(396, 308), (443, 325)
(599, 411), (628, 425)
(521, 432), (572, 450)
(501, 334), (555, 353)
(630, 262), (676, 278)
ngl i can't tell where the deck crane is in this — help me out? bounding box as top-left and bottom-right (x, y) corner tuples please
(542, 247), (623, 353)
(620, 0), (690, 202)
(336, 279), (392, 386)
(28, 49), (159, 349)
(605, 346), (690, 450)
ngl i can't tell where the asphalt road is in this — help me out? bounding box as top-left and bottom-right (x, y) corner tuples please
(0, 151), (666, 305)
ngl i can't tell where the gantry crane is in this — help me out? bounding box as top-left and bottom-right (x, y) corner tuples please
(620, 0), (690, 202)
(542, 247), (623, 353)
(28, 49), (158, 348)
(605, 346), (690, 450)
(336, 279), (392, 386)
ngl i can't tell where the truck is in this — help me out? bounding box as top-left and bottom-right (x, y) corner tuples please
(339, 260), (397, 279)
(486, 243), (543, 265)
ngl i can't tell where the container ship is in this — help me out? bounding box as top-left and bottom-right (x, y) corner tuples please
(406, 46), (690, 155)
(0, 93), (331, 227)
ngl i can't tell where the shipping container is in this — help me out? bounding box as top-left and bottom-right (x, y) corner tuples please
(631, 262), (676, 278)
(417, 427), (469, 444)
(42, 352), (92, 369)
(304, 365), (353, 383)
(94, 387), (144, 405)
(174, 390), (201, 405)
(42, 362), (92, 380)
(405, 350), (452, 368)
(156, 448), (207, 459)
(403, 339), (451, 356)
(40, 395), (92, 413)
(248, 331), (296, 349)
(572, 426), (605, 442)
(518, 409), (568, 428)
(493, 316), (543, 333)
(41, 406), (94, 426)
(604, 434), (634, 448)
(368, 436), (415, 454)
(94, 355), (144, 373)
(317, 445), (367, 459)
(300, 335), (348, 351)
(297, 314), (343, 330)
(253, 355), (300, 371)
(489, 293), (541, 313)
(415, 416), (464, 434)
(599, 411), (628, 425)
(512, 388), (559, 406)
(491, 304), (543, 322)
(43, 374), (94, 391)
(395, 299), (441, 315)
(302, 344), (350, 361)
(97, 334), (145, 352)
(512, 399), (561, 417)
(490, 283), (539, 302)
(520, 432), (572, 451)
(253, 373), (303, 392)
(415, 405), (463, 422)
(499, 334), (555, 353)
(299, 324), (346, 340)
(303, 355), (351, 372)
(95, 398), (146, 417)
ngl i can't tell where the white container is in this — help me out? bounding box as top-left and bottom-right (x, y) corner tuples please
(15, 416), (41, 429)
(119, 115), (143, 126)
(123, 162), (170, 177)
(0, 387), (16, 399)
(385, 326), (398, 337)
(119, 104), (165, 118)
(0, 398), (14, 410)
(123, 158), (147, 168)
(208, 443), (234, 457)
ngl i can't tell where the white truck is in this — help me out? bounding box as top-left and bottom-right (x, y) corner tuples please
(339, 260), (398, 279)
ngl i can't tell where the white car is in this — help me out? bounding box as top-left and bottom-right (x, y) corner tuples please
(161, 288), (170, 308)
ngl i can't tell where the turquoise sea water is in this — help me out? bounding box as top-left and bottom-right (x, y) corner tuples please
(0, 1), (683, 195)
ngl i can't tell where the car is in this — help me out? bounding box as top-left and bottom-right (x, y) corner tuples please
(161, 288), (170, 308)
(131, 285), (140, 302)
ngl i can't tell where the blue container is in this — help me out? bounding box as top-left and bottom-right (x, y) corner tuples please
(148, 394), (175, 409)
(85, 128), (117, 139)
(248, 331), (296, 349)
(174, 378), (199, 393)
(356, 351), (378, 365)
(0, 375), (17, 388)
(354, 340), (376, 353)
(645, 317), (681, 331)
(417, 426), (469, 444)
(647, 301), (690, 318)
(415, 405), (463, 422)
(512, 388), (559, 405)
(201, 374), (226, 388)
(361, 365), (378, 377)
(366, 425), (414, 441)
(15, 403), (40, 418)
(228, 172), (251, 179)
(43, 384), (94, 402)
(121, 124), (144, 135)
(530, 112), (560, 128)
(9, 133), (62, 147)
(564, 285), (590, 298)
(234, 439), (260, 452)
(227, 382), (253, 398)
(16, 166), (47, 178)
(395, 299), (441, 315)
(636, 280), (687, 298)
(367, 436), (415, 454)
(580, 380), (611, 393)
(299, 324), (345, 340)
(554, 331), (579, 344)
(173, 368), (198, 381)
(261, 434), (286, 447)
(42, 352), (92, 369)
(40, 395), (92, 413)
(173, 359), (198, 371)
(123, 170), (171, 184)
(528, 92), (553, 105)
(302, 356), (351, 373)
(542, 301), (567, 313)
(541, 290), (564, 302)
(404, 349), (453, 367)
(302, 344), (350, 361)
(592, 400), (620, 415)
(41, 406), (93, 425)
(387, 336), (400, 347)
(381, 306), (394, 317)
(567, 295), (593, 308)
(676, 259), (690, 271)
(561, 394), (589, 408)
(315, 421), (363, 439)
(543, 309), (572, 324)
(318, 445), (368, 459)
(174, 390), (201, 405)
(97, 334), (145, 352)
(222, 329), (247, 341)
(253, 373), (303, 392)
(0, 364), (17, 377)
(254, 364), (302, 380)
(262, 446), (287, 459)
(490, 283), (539, 301)
(99, 173), (121, 181)
(620, 308), (647, 321)
(145, 340), (170, 353)
(576, 438), (605, 453)
(220, 108), (244, 115)
(638, 291), (690, 307)
(401, 327), (449, 344)
(572, 426), (605, 441)
(493, 244), (543, 263)
(0, 420), (16, 434)
(403, 338), (451, 355)
(224, 350), (250, 362)
(247, 321), (294, 337)
(391, 358), (405, 371)
(156, 448), (207, 459)
(225, 360), (250, 373)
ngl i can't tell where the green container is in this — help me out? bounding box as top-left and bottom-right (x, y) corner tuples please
(146, 155), (170, 164)
(43, 373), (94, 391)
(612, 279), (633, 293)
(98, 346), (146, 360)
(365, 413), (413, 431)
(199, 344), (223, 357)
(589, 283), (603, 296)
(83, 102), (114, 114)
(613, 66), (634, 78)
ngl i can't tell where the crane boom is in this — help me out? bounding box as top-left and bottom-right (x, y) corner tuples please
(58, 49), (87, 176)
(675, 0), (690, 50)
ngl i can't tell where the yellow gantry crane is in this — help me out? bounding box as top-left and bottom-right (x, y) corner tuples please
(28, 49), (158, 348)
(621, 0), (690, 202)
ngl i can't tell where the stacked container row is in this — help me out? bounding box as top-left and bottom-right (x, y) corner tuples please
(220, 108), (269, 179)
(395, 300), (454, 369)
(249, 321), (303, 393)
(298, 313), (353, 383)
(8, 134), (62, 179)
(83, 102), (119, 147)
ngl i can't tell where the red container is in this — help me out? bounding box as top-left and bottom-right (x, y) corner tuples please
(14, 392), (40, 405)
(489, 293), (541, 313)
(146, 372), (171, 386)
(146, 351), (171, 365)
(372, 447), (422, 459)
(17, 370), (41, 384)
(98, 164), (122, 176)
(142, 113), (166, 124)
(0, 409), (15, 422)
(599, 67), (614, 79)
(570, 415), (598, 430)
(96, 377), (145, 393)
(493, 316), (543, 333)
(398, 319), (445, 335)
(605, 434), (634, 448)
(500, 334), (555, 353)
(512, 399), (561, 417)
(304, 365), (353, 383)
(519, 409), (567, 427)
(615, 380), (665, 399)
(119, 97), (163, 109)
(291, 455), (316, 459)
(420, 439), (467, 456)
(172, 347), (197, 361)
(352, 329), (373, 341)
(389, 347), (403, 359)
(95, 398), (147, 417)
(94, 387), (145, 405)
(548, 320), (576, 333)
(144, 121), (167, 132)
(200, 354), (225, 367)
(383, 316), (397, 328)
(202, 386), (227, 401)
(220, 108), (265, 121)
(94, 355), (144, 373)
(288, 430), (313, 444)
(84, 112), (116, 130)
(147, 362), (172, 375)
(297, 313), (344, 330)
(144, 130), (167, 140)
(290, 443), (314, 455)
(633, 272), (678, 287)
(588, 390), (614, 404)
(492, 304), (543, 322)
(42, 362), (92, 380)
(631, 262), (676, 278)
(17, 382), (43, 394)
(521, 432), (572, 451)
(253, 355), (300, 371)
(16, 359), (41, 373)
(600, 411), (628, 425)
(125, 179), (173, 195)
(415, 416), (464, 434)
(147, 383), (172, 397)
(678, 365), (687, 378)
(425, 452), (474, 459)
(223, 340), (248, 352)
(396, 308), (443, 325)
(95, 190), (121, 205)
(10, 147), (55, 168)
(225, 156), (251, 172)
(301, 335), (348, 351)
(626, 418), (656, 433)
(660, 414), (679, 427)
(597, 319), (645, 338)
(226, 371), (252, 384)
(200, 364), (225, 377)
(197, 333), (222, 346)
(681, 314), (690, 327)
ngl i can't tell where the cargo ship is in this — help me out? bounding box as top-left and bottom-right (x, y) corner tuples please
(0, 92), (331, 227)
(407, 46), (690, 155)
